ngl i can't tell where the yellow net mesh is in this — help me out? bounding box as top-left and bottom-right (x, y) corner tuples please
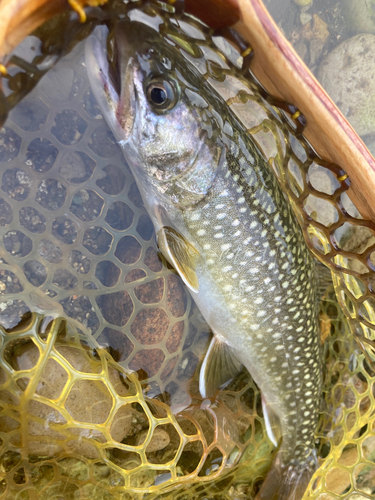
(0, 312), (251, 498)
(0, 1), (374, 499)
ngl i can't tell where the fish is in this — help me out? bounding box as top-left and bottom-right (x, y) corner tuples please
(85, 13), (323, 500)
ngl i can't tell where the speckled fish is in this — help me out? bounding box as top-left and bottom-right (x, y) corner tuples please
(86, 16), (323, 500)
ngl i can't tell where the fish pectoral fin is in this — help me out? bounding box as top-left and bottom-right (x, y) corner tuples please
(261, 396), (282, 447)
(157, 226), (200, 293)
(199, 335), (243, 399)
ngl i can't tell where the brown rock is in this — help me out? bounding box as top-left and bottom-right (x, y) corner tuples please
(124, 268), (146, 283)
(144, 246), (163, 272)
(166, 321), (184, 353)
(129, 349), (165, 378)
(134, 278), (164, 304)
(97, 327), (134, 363)
(167, 275), (187, 317)
(136, 427), (170, 452)
(96, 291), (134, 327)
(130, 308), (169, 344)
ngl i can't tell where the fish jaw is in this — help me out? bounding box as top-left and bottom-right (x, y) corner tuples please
(85, 25), (136, 145)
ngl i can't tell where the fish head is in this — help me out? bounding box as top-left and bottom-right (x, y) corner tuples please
(86, 19), (224, 210)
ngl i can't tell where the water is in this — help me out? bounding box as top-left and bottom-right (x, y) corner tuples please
(0, 1), (374, 499)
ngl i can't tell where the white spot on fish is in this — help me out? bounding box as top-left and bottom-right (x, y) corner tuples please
(221, 243), (231, 251)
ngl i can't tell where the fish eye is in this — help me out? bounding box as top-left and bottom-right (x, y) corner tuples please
(146, 77), (178, 111)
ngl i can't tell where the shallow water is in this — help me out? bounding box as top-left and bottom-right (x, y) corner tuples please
(265, 0), (375, 153)
(0, 1), (375, 499)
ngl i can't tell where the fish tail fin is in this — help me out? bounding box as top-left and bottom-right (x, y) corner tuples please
(255, 451), (317, 500)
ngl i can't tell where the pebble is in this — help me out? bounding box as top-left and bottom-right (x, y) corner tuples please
(136, 427), (171, 453)
(302, 14), (329, 65)
(293, 0), (312, 6)
(300, 13), (312, 25)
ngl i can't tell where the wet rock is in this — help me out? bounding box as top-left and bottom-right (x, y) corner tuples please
(317, 34), (375, 136)
(302, 15), (329, 65)
(6, 339), (138, 459)
(136, 427), (170, 452)
(342, 0), (375, 35)
(294, 41), (308, 61)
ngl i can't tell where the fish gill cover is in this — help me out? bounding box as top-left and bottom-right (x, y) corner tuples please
(0, 1), (374, 499)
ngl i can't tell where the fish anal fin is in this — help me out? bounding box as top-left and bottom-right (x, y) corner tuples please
(199, 335), (243, 399)
(157, 226), (200, 293)
(261, 396), (281, 447)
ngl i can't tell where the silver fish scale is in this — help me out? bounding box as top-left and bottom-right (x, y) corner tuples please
(185, 129), (322, 464)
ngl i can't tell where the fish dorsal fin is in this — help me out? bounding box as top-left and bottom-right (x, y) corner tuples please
(157, 226), (200, 293)
(261, 396), (282, 447)
(199, 335), (243, 399)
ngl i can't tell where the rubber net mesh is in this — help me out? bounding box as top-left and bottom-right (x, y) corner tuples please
(0, 1), (374, 499)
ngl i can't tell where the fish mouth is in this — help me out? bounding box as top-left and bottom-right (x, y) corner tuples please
(116, 58), (137, 144)
(114, 20), (154, 144)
